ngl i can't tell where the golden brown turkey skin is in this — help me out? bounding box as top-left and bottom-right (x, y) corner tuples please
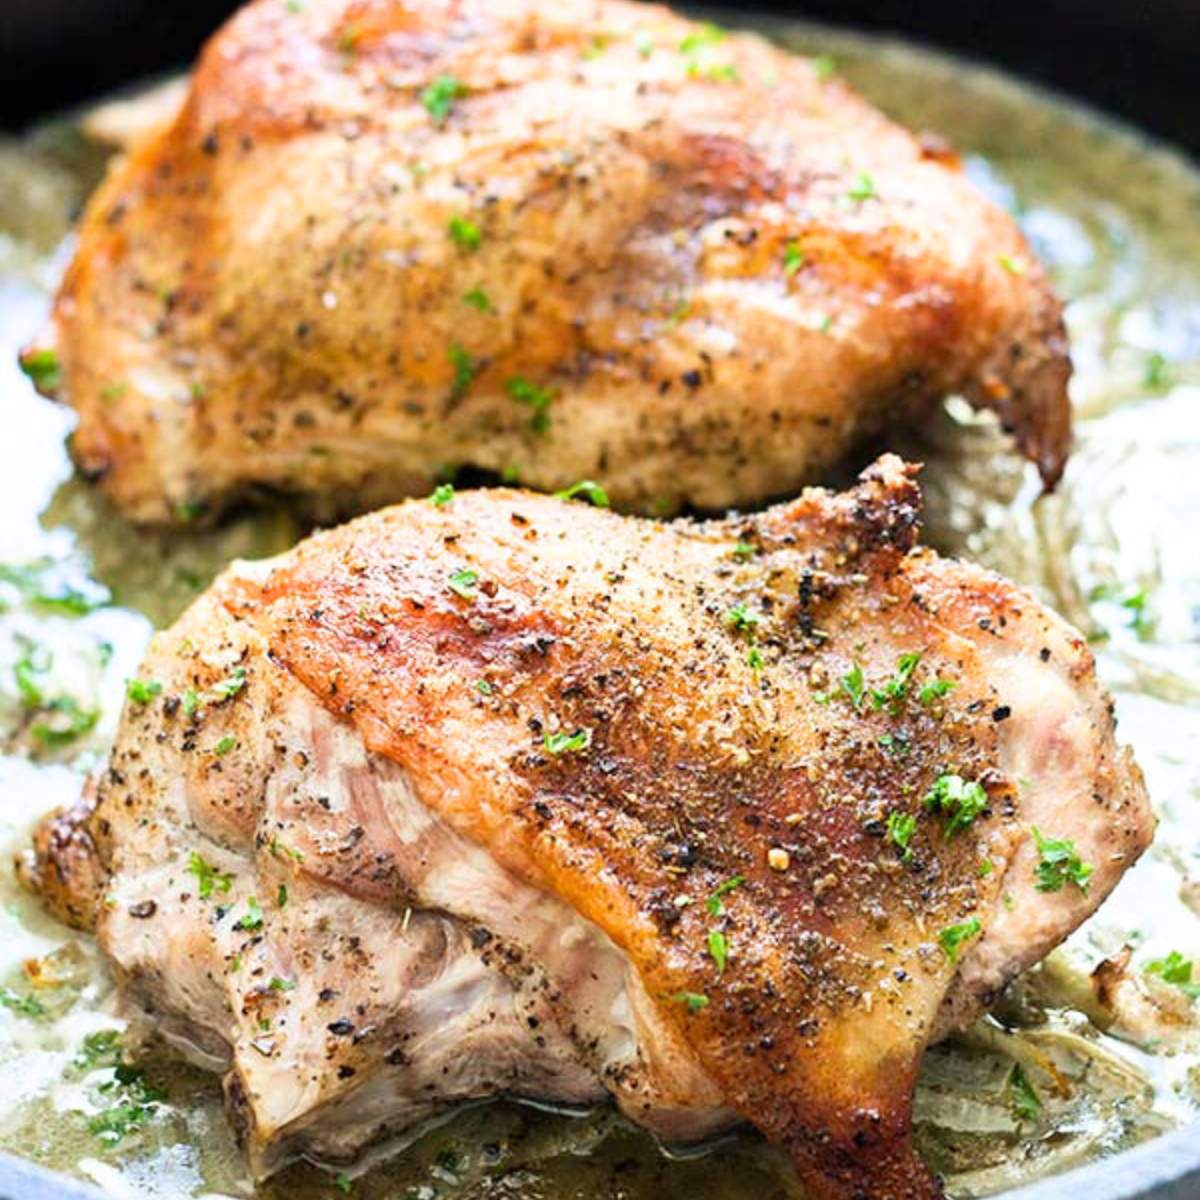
(31, 0), (1070, 524)
(23, 458), (1149, 1199)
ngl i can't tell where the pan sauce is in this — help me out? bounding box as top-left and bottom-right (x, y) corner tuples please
(0, 15), (1198, 1200)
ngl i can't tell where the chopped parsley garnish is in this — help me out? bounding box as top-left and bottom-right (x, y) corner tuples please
(810, 54), (836, 81)
(998, 254), (1027, 276)
(543, 728), (592, 755)
(554, 480), (610, 507)
(1144, 951), (1200, 999)
(1120, 588), (1154, 640)
(182, 689), (200, 717)
(505, 376), (555, 434)
(31, 696), (99, 748)
(448, 215), (482, 251)
(277, 883), (289, 909)
(725, 602), (760, 635)
(87, 1065), (164, 1144)
(847, 173), (877, 203)
(783, 241), (805, 276)
(476, 679), (493, 696)
(877, 732), (910, 757)
(706, 875), (745, 916)
(886, 811), (916, 863)
(209, 666), (247, 702)
(447, 568), (478, 599)
(74, 1030), (122, 1070)
(268, 837), (305, 863)
(0, 560), (109, 615)
(732, 540), (757, 562)
(839, 662), (865, 709)
(1143, 351), (1172, 391)
(430, 482), (455, 507)
(707, 929), (729, 973)
(233, 897), (264, 932)
(447, 342), (475, 401)
(747, 646), (764, 671)
(870, 652), (921, 713)
(923, 773), (988, 837)
(334, 1173), (353, 1195)
(0, 987), (46, 1018)
(125, 678), (163, 705)
(213, 734), (237, 756)
(18, 347), (61, 391)
(463, 286), (491, 312)
(268, 976), (296, 992)
(978, 858), (995, 878)
(938, 917), (982, 964)
(679, 21), (725, 54)
(1030, 827), (1093, 893)
(187, 851), (233, 900)
(1008, 1064), (1042, 1120)
(918, 677), (955, 705)
(420, 74), (465, 123)
(674, 991), (709, 1012)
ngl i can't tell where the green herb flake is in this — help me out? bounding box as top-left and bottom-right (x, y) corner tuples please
(187, 852), (234, 901)
(1009, 1064), (1042, 1120)
(847, 173), (877, 203)
(1145, 951), (1200, 999)
(706, 875), (745, 917)
(182, 689), (200, 718)
(0, 987), (46, 1018)
(870, 652), (921, 712)
(463, 286), (492, 312)
(886, 811), (917, 863)
(18, 348), (61, 392)
(707, 929), (729, 974)
(978, 858), (995, 878)
(334, 1172), (353, 1194)
(998, 254), (1027, 276)
(447, 568), (478, 600)
(923, 773), (989, 838)
(420, 74), (465, 123)
(209, 666), (247, 702)
(917, 677), (955, 705)
(674, 991), (710, 1012)
(505, 376), (555, 434)
(783, 241), (805, 277)
(1143, 351), (1172, 391)
(725, 602), (760, 635)
(31, 696), (99, 748)
(839, 662), (865, 709)
(543, 728), (592, 755)
(1031, 826), (1093, 893)
(448, 214), (482, 252)
(430, 482), (455, 507)
(213, 734), (237, 756)
(447, 342), (475, 401)
(74, 1029), (122, 1070)
(277, 883), (289, 909)
(554, 480), (610, 507)
(811, 54), (836, 81)
(125, 678), (163, 705)
(732, 540), (757, 562)
(233, 897), (264, 932)
(747, 646), (764, 671)
(938, 917), (982, 964)
(268, 976), (296, 992)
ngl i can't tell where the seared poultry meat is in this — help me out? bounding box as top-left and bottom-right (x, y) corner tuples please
(23, 457), (1150, 1200)
(28, 0), (1070, 524)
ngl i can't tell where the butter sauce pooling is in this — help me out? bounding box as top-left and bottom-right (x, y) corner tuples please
(0, 16), (1198, 1200)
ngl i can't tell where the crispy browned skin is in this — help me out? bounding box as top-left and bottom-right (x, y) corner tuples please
(23, 458), (1149, 1199)
(31, 0), (1070, 524)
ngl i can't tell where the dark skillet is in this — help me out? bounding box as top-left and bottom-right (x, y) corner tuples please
(0, 2), (1197, 1199)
